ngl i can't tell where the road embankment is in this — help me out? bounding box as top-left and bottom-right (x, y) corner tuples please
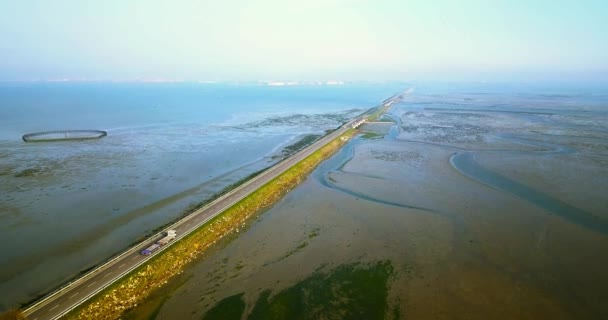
(66, 129), (357, 320)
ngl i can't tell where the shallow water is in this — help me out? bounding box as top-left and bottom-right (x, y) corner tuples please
(450, 151), (608, 235)
(0, 82), (402, 309)
(91, 82), (608, 319)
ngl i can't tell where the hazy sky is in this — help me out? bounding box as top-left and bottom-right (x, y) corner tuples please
(0, 0), (606, 81)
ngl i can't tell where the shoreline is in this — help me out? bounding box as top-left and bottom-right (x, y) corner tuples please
(16, 90), (408, 319)
(14, 132), (324, 310)
(63, 129), (357, 320)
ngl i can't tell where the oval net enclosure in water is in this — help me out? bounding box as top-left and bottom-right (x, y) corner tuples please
(22, 130), (107, 142)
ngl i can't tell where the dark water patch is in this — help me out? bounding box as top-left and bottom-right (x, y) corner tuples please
(202, 261), (395, 320)
(201, 293), (246, 320)
(450, 152), (608, 235)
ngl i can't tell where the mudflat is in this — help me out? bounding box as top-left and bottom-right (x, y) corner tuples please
(124, 84), (608, 320)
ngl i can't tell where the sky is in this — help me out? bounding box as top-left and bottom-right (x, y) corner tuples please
(0, 0), (606, 82)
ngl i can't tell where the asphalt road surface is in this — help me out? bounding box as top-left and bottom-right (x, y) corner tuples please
(24, 117), (361, 320)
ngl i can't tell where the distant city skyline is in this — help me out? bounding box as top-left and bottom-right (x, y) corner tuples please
(1, 0), (607, 82)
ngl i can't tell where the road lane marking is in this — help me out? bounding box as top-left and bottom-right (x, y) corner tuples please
(22, 122), (358, 317)
(69, 292), (79, 299)
(118, 263), (125, 268)
(103, 272), (111, 278)
(49, 305), (58, 311)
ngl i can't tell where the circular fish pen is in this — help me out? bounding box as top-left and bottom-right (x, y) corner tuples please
(22, 130), (107, 142)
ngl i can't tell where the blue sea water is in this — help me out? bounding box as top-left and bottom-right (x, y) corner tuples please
(0, 83), (400, 140)
(0, 82), (403, 309)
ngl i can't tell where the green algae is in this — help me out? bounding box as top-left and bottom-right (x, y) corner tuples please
(202, 261), (395, 320)
(14, 168), (42, 177)
(360, 132), (383, 139)
(282, 134), (321, 157)
(307, 227), (320, 239)
(201, 293), (245, 320)
(270, 241), (309, 265)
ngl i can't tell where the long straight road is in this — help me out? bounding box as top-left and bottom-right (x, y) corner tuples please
(24, 117), (363, 320)
(24, 90), (410, 320)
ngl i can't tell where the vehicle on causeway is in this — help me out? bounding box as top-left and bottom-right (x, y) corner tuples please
(141, 230), (177, 255)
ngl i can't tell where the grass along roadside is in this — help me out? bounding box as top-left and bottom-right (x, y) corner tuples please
(16, 169), (268, 314)
(22, 129), (326, 311)
(65, 128), (357, 320)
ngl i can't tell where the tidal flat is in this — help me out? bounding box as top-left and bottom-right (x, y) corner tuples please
(0, 83), (403, 309)
(125, 84), (608, 319)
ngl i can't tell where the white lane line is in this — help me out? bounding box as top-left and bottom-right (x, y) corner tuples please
(20, 124), (352, 318)
(69, 292), (79, 299)
(103, 272), (112, 278)
(49, 305), (58, 311)
(118, 263), (125, 268)
(131, 256), (138, 261)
